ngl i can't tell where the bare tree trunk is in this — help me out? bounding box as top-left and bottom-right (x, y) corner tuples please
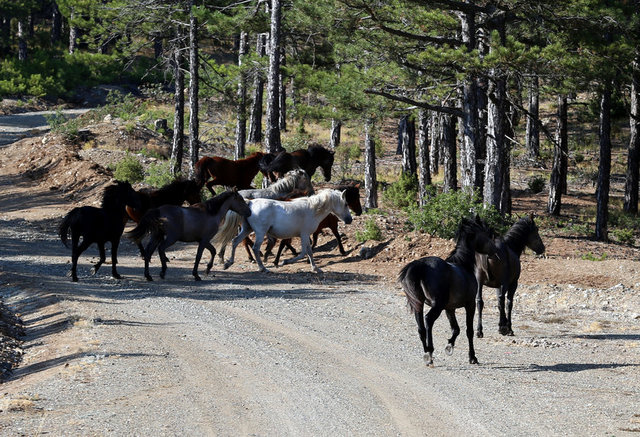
(526, 75), (540, 159)
(265, 0), (282, 154)
(17, 19), (27, 61)
(279, 46), (287, 132)
(364, 119), (378, 209)
(429, 112), (440, 176)
(400, 115), (417, 175)
(235, 31), (248, 160)
(442, 114), (457, 192)
(459, 10), (479, 191)
(187, 3), (199, 178)
(51, 2), (62, 45)
(595, 83), (612, 241)
(483, 75), (507, 212)
(548, 95), (568, 216)
(69, 9), (77, 54)
(624, 54), (640, 214)
(171, 41), (185, 177)
(417, 109), (431, 205)
(330, 117), (341, 150)
(248, 33), (267, 144)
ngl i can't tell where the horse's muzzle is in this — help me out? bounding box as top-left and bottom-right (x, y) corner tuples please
(344, 215), (353, 225)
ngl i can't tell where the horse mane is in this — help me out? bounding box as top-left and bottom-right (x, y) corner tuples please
(102, 182), (130, 210)
(502, 216), (535, 254)
(203, 190), (236, 214)
(269, 169), (310, 193)
(446, 218), (486, 272)
(244, 151), (264, 161)
(306, 189), (340, 214)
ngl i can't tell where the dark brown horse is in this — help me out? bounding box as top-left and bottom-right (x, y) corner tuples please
(474, 214), (545, 338)
(266, 184), (362, 265)
(398, 217), (497, 366)
(59, 181), (141, 282)
(125, 179), (202, 223)
(194, 152), (265, 195)
(259, 145), (334, 183)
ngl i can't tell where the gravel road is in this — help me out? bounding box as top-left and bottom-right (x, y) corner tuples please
(1, 171), (639, 436)
(0, 109), (89, 147)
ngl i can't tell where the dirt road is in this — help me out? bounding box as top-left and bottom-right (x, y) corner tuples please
(0, 109), (89, 147)
(1, 162), (639, 435)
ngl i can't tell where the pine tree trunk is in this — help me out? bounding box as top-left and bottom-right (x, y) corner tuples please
(442, 114), (457, 192)
(171, 39), (184, 176)
(400, 116), (417, 175)
(548, 95), (568, 216)
(429, 112), (440, 176)
(526, 75), (540, 159)
(51, 2), (62, 45)
(624, 55), (640, 214)
(475, 75), (488, 190)
(265, 0), (282, 154)
(483, 75), (507, 212)
(69, 10), (77, 54)
(417, 109), (431, 205)
(153, 34), (163, 59)
(279, 46), (287, 132)
(188, 3), (200, 178)
(558, 95), (568, 195)
(595, 84), (612, 241)
(248, 33), (267, 144)
(330, 117), (341, 150)
(364, 119), (378, 209)
(17, 19), (27, 61)
(235, 31), (248, 160)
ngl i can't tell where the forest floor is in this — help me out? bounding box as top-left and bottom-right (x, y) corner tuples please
(0, 108), (640, 435)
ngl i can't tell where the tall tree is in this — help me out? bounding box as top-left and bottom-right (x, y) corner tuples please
(364, 118), (378, 209)
(171, 34), (185, 177)
(624, 53), (640, 214)
(595, 82), (612, 241)
(525, 75), (540, 159)
(548, 95), (568, 216)
(248, 33), (267, 144)
(235, 31), (249, 160)
(417, 108), (431, 206)
(187, 0), (199, 177)
(265, 0), (282, 154)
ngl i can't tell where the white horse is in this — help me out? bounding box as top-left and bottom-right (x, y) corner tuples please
(221, 189), (353, 273)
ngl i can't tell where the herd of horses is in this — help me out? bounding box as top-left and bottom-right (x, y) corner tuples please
(58, 144), (545, 366)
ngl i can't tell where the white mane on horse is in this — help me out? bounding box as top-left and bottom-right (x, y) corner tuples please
(306, 189), (341, 214)
(270, 169), (310, 193)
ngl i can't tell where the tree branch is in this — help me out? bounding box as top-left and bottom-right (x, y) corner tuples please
(365, 89), (463, 117)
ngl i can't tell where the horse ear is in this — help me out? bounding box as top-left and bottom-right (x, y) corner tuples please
(355, 183), (361, 189)
(529, 211), (535, 221)
(232, 186), (238, 193)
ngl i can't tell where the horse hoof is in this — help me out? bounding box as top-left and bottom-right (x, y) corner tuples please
(507, 330), (514, 336)
(193, 275), (201, 281)
(445, 344), (454, 356)
(145, 276), (153, 282)
(223, 262), (232, 270)
(423, 354), (434, 367)
(469, 357), (479, 365)
(160, 273), (165, 280)
(476, 331), (484, 338)
(113, 273), (121, 280)
(499, 326), (510, 336)
(72, 277), (78, 283)
(313, 268), (323, 274)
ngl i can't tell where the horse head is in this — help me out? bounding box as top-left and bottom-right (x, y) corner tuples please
(467, 216), (497, 257)
(230, 191), (252, 218)
(526, 213), (545, 255)
(184, 180), (203, 205)
(336, 190), (353, 224)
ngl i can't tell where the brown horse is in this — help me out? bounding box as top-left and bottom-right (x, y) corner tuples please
(474, 214), (545, 338)
(125, 179), (202, 223)
(195, 152), (265, 195)
(265, 184), (362, 265)
(259, 145), (334, 183)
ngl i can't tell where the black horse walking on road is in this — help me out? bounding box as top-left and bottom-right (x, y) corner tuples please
(398, 217), (497, 366)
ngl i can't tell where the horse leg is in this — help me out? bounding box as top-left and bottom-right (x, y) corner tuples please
(250, 231), (269, 273)
(497, 284), (510, 335)
(191, 242), (206, 281)
(143, 238), (161, 281)
(157, 236), (176, 279)
(423, 305), (443, 366)
(243, 236), (256, 262)
(91, 242), (106, 275)
(465, 303), (478, 364)
(414, 310), (427, 354)
(263, 236), (277, 261)
(223, 222), (252, 270)
(282, 234), (316, 271)
(329, 224), (346, 255)
(110, 239), (121, 279)
(505, 281), (518, 336)
(205, 180), (217, 196)
(273, 239), (288, 266)
(475, 283), (484, 338)
(71, 234), (91, 282)
(444, 309), (460, 356)
(205, 242), (216, 276)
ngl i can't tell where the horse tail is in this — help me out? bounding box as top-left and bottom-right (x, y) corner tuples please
(398, 261), (427, 313)
(58, 209), (79, 248)
(125, 209), (165, 243)
(211, 210), (244, 250)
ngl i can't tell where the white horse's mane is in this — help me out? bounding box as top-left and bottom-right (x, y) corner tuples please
(306, 189), (342, 214)
(269, 169), (310, 193)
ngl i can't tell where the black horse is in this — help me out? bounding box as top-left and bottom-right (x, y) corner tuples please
(259, 145), (334, 183)
(398, 217), (497, 366)
(475, 213), (545, 338)
(59, 181), (141, 282)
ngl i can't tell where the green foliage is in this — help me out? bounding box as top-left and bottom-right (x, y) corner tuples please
(382, 172), (418, 209)
(580, 252), (608, 262)
(612, 228), (635, 246)
(143, 160), (175, 188)
(44, 110), (81, 141)
(113, 154), (144, 184)
(406, 189), (505, 239)
(355, 218), (383, 243)
(527, 176), (546, 194)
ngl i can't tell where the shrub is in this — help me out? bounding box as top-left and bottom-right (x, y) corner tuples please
(113, 154), (144, 183)
(144, 160), (175, 187)
(612, 228), (635, 245)
(355, 218), (383, 243)
(527, 175), (546, 193)
(382, 172), (418, 209)
(406, 189), (505, 239)
(45, 110), (82, 141)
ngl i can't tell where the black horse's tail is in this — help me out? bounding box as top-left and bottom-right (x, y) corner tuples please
(398, 261), (426, 313)
(125, 209), (165, 243)
(59, 209), (80, 248)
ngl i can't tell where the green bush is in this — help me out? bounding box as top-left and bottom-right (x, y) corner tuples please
(45, 110), (82, 141)
(113, 154), (144, 183)
(355, 218), (383, 243)
(406, 189), (505, 239)
(382, 172), (418, 209)
(143, 160), (175, 188)
(612, 228), (635, 245)
(527, 175), (546, 193)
